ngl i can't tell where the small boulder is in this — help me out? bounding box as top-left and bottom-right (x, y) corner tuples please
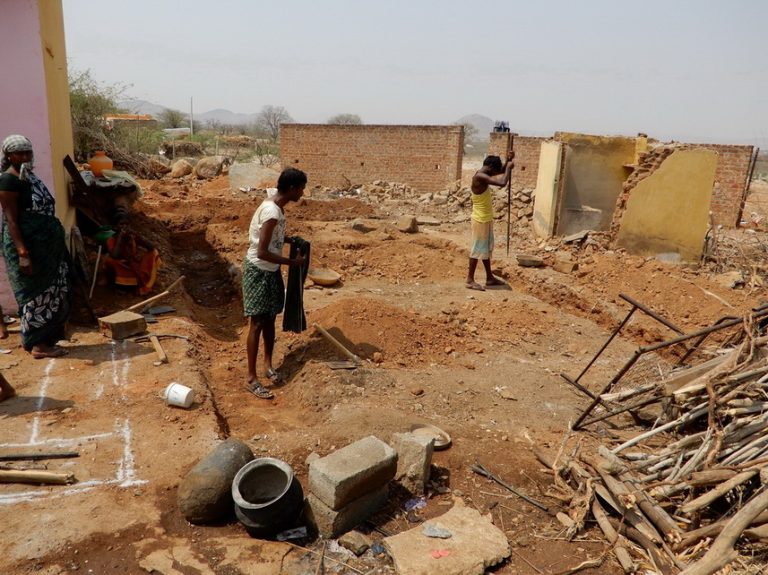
(713, 271), (745, 289)
(339, 530), (372, 556)
(516, 254), (545, 268)
(553, 259), (578, 274)
(351, 219), (376, 233)
(148, 155), (171, 176)
(170, 159), (193, 178)
(397, 216), (419, 233)
(194, 156), (226, 179)
(177, 438), (254, 524)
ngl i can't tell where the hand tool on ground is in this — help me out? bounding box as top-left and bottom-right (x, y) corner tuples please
(313, 322), (361, 365)
(149, 335), (168, 364)
(471, 461), (551, 513)
(124, 275), (185, 313)
(129, 333), (189, 363)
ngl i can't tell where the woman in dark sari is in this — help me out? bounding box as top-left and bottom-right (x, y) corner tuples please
(0, 135), (70, 358)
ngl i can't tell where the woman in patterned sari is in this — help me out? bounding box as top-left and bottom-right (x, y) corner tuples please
(0, 135), (70, 359)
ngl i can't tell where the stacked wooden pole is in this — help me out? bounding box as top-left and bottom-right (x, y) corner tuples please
(546, 336), (768, 574)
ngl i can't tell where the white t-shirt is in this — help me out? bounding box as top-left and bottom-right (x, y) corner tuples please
(246, 200), (285, 271)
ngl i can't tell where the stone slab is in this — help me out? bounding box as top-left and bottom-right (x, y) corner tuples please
(306, 485), (388, 538)
(383, 500), (510, 575)
(516, 254), (545, 268)
(98, 310), (147, 340)
(309, 435), (397, 510)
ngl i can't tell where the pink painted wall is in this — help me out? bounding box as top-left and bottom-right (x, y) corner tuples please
(0, 0), (55, 187)
(0, 0), (55, 313)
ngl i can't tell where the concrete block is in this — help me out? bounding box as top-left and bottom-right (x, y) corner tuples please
(98, 310), (147, 340)
(391, 432), (434, 495)
(309, 435), (397, 510)
(306, 485), (388, 538)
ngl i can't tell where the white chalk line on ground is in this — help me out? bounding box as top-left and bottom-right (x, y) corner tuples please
(0, 341), (146, 505)
(28, 359), (55, 444)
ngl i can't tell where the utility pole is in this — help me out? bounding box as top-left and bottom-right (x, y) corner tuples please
(189, 96), (194, 137)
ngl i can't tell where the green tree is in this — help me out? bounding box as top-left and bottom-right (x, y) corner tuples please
(455, 122), (478, 142)
(255, 105), (293, 142)
(68, 69), (124, 161)
(159, 108), (188, 129)
(327, 113), (362, 125)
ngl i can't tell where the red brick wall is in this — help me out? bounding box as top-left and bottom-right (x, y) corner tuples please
(687, 144), (754, 227)
(280, 124), (463, 193)
(488, 133), (544, 190)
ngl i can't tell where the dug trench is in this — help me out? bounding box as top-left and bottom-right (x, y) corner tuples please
(4, 174), (761, 574)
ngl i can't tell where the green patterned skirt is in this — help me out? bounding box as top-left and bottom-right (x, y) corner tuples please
(242, 258), (285, 317)
(3, 212), (70, 350)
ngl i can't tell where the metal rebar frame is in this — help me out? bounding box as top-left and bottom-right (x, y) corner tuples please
(571, 305), (768, 430)
(560, 293), (683, 405)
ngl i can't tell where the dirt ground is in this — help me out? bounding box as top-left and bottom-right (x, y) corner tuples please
(1, 165), (765, 575)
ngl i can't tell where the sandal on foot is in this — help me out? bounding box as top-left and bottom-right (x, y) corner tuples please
(465, 282), (486, 291)
(246, 382), (274, 400)
(31, 347), (68, 359)
(265, 368), (284, 384)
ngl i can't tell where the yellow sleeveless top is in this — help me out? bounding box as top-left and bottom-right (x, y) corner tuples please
(471, 188), (493, 223)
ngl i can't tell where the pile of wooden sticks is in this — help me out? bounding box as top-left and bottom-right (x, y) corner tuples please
(543, 334), (768, 574)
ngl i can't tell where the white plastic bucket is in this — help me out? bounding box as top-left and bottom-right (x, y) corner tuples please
(164, 382), (194, 408)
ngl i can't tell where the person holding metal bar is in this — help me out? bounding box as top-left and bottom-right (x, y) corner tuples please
(466, 150), (514, 291)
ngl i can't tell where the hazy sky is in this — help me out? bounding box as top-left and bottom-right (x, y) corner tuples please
(63, 0), (768, 145)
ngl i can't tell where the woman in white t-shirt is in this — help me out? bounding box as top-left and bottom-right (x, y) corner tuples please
(242, 168), (307, 399)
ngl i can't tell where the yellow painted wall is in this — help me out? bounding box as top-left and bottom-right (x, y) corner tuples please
(616, 149), (717, 261)
(532, 140), (562, 238)
(38, 0), (74, 230)
(555, 132), (636, 235)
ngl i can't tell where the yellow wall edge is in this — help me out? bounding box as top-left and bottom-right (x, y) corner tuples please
(38, 0), (74, 231)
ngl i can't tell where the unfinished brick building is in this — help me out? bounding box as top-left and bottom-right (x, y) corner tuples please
(280, 124), (464, 193)
(493, 131), (755, 228)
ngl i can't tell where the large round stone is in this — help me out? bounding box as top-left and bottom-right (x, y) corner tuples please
(177, 438), (254, 524)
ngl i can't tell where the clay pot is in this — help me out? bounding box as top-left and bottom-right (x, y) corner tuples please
(232, 458), (304, 537)
(88, 150), (113, 177)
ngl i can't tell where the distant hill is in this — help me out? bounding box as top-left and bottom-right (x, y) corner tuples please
(197, 108), (259, 126)
(117, 98), (168, 117)
(118, 99), (258, 126)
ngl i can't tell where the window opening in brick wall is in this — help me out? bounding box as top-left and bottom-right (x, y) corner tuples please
(435, 164), (440, 170)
